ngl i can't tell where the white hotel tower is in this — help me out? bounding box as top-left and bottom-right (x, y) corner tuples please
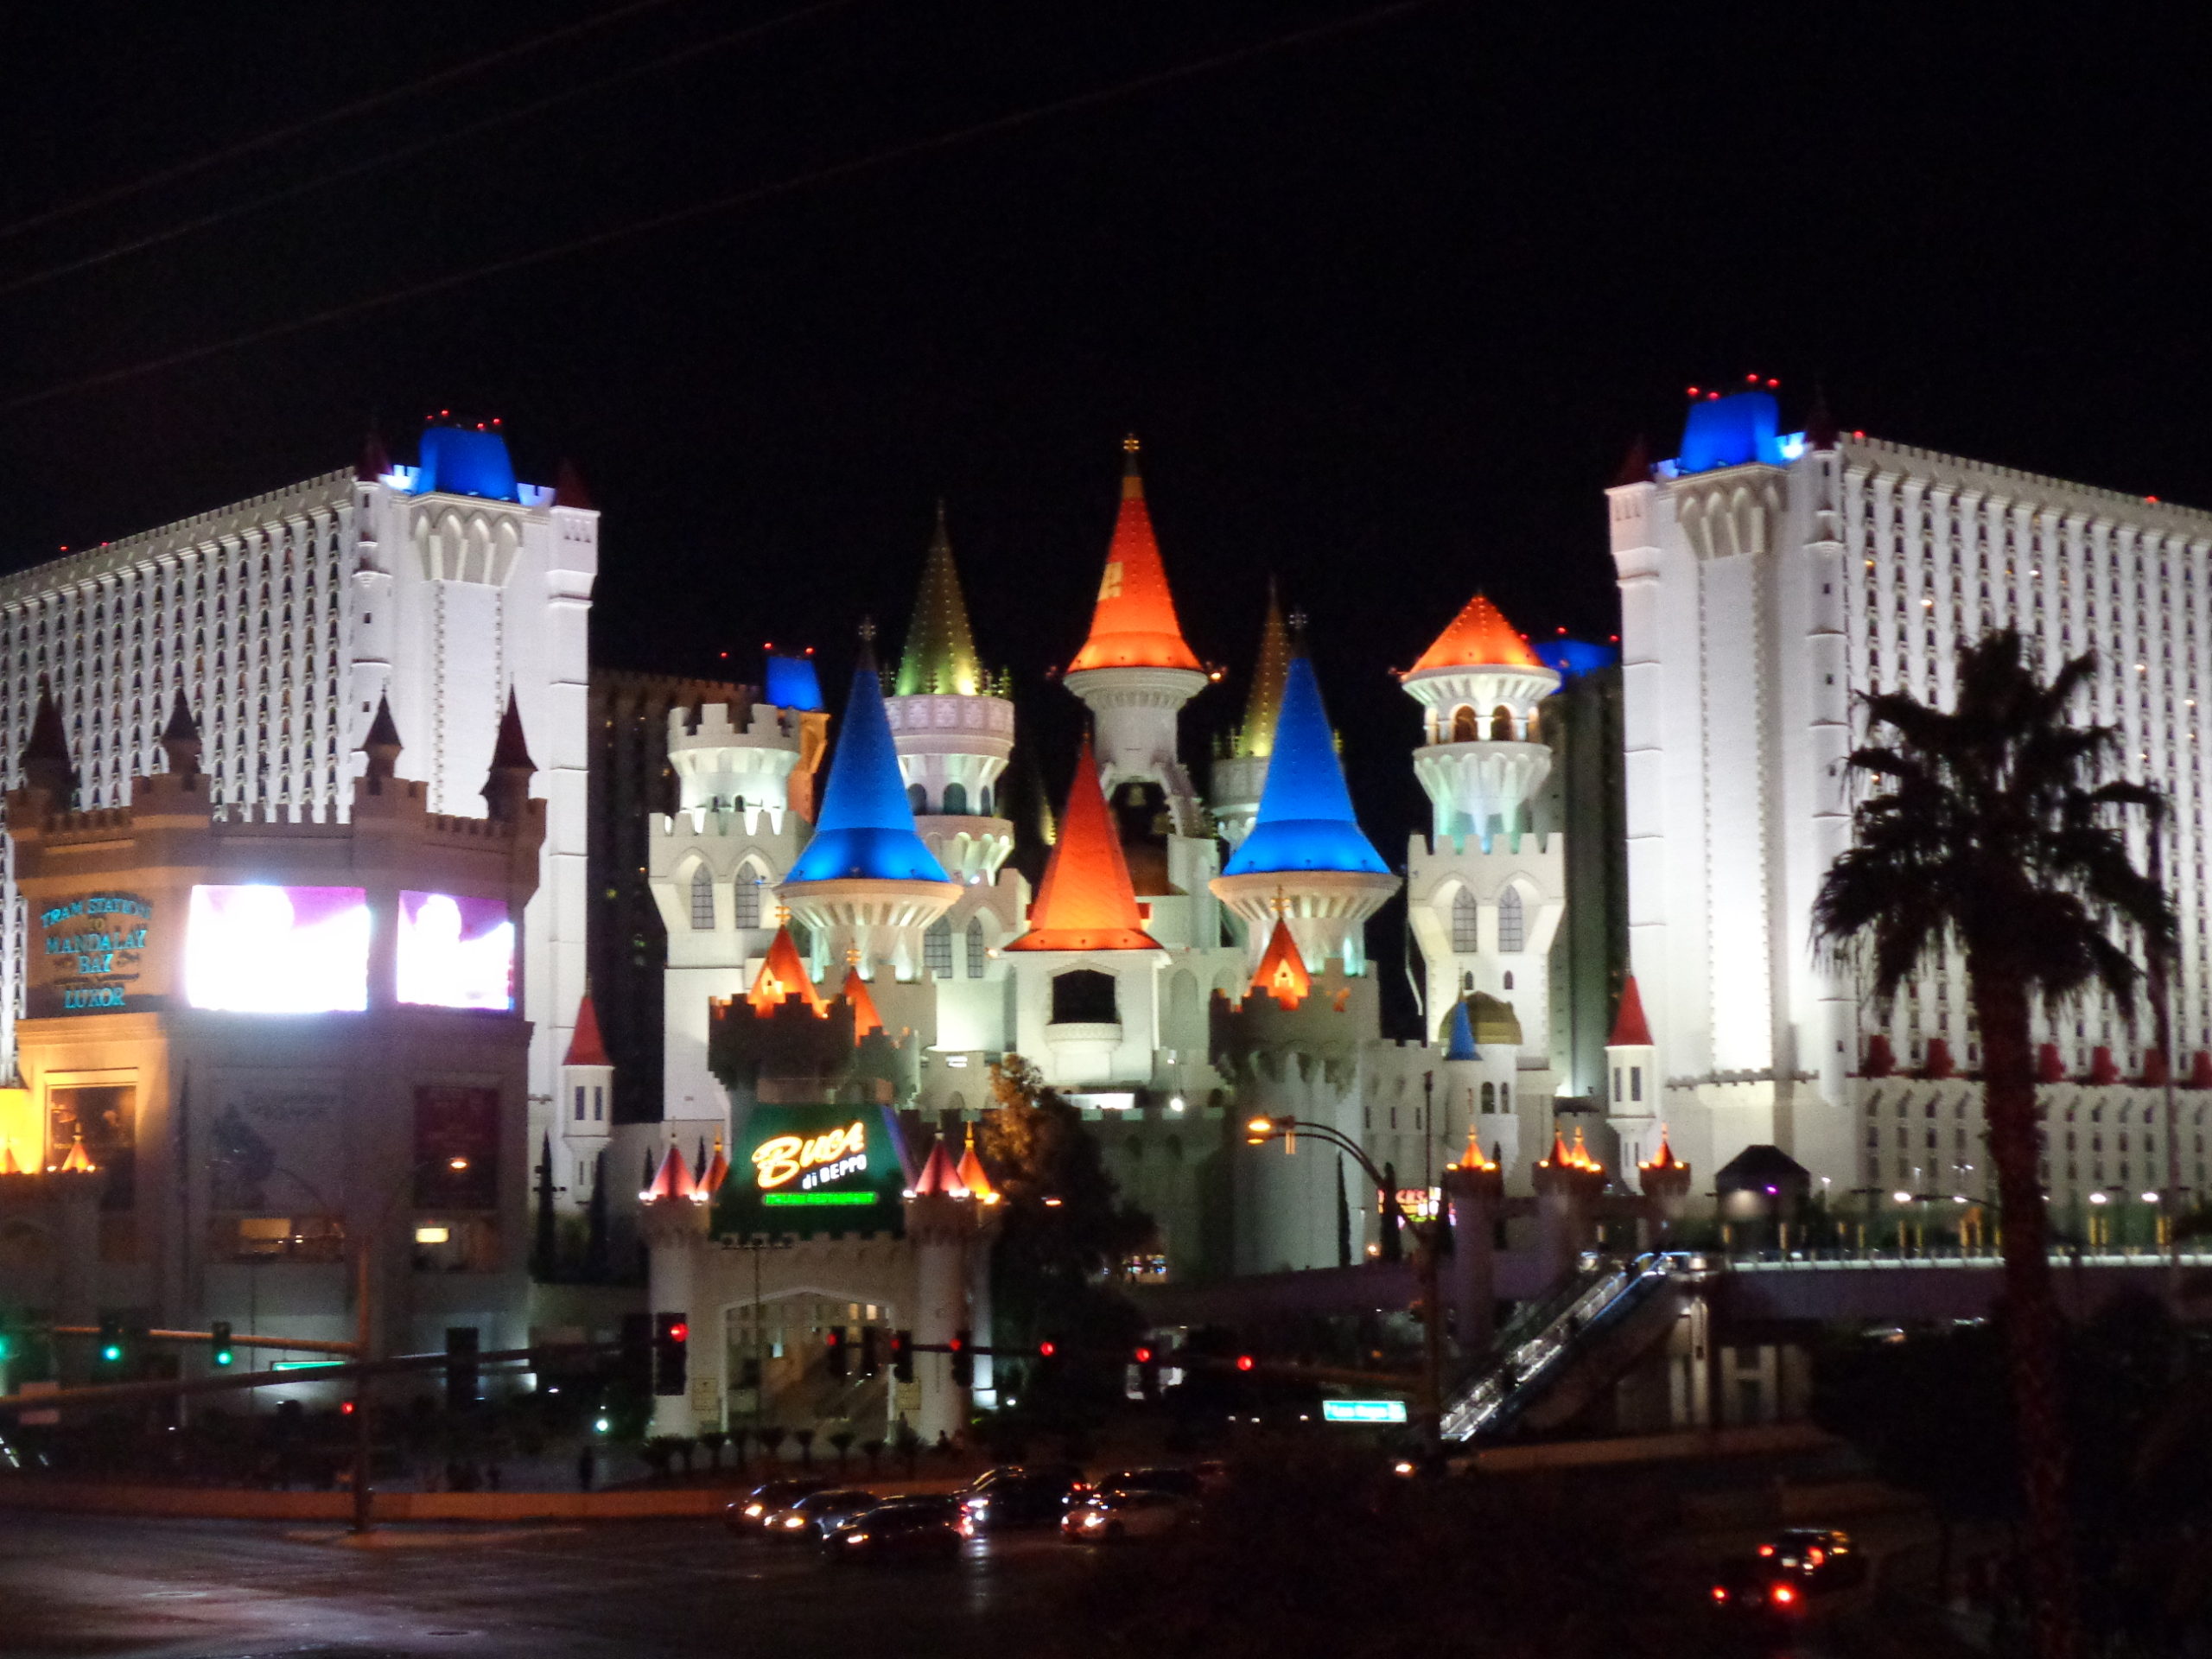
(1612, 386), (2212, 1211)
(0, 423), (594, 1139)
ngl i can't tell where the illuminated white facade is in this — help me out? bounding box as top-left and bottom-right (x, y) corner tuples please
(0, 430), (596, 1162)
(1612, 395), (2212, 1209)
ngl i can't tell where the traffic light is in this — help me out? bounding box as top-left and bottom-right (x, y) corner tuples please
(860, 1325), (880, 1378)
(891, 1329), (913, 1383)
(97, 1315), (126, 1369)
(824, 1326), (849, 1379)
(444, 1325), (480, 1411)
(1036, 1339), (1057, 1359)
(1236, 1353), (1256, 1373)
(949, 1329), (972, 1389)
(340, 1399), (356, 1416)
(210, 1320), (234, 1370)
(1133, 1344), (1160, 1401)
(652, 1312), (689, 1396)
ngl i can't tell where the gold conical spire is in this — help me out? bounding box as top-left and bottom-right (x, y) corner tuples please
(895, 501), (984, 696)
(1232, 579), (1294, 760)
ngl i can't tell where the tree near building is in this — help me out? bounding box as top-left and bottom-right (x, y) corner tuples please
(1813, 628), (2175, 1659)
(975, 1054), (1152, 1414)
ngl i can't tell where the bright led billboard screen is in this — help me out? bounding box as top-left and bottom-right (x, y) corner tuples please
(397, 892), (514, 1011)
(185, 886), (370, 1013)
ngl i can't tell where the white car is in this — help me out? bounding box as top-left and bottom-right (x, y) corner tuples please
(1062, 1488), (1198, 1542)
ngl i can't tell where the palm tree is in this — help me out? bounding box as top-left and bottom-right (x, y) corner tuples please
(1813, 629), (2174, 1659)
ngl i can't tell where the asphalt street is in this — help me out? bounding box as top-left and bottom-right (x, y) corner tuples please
(0, 1514), (1077, 1659)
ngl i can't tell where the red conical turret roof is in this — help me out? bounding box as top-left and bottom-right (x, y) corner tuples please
(1067, 437), (1202, 673)
(748, 925), (828, 1015)
(842, 966), (883, 1040)
(699, 1136), (731, 1196)
(645, 1142), (694, 1202)
(1607, 976), (1653, 1047)
(1007, 737), (1163, 952)
(1407, 591), (1542, 674)
(955, 1127), (997, 1203)
(564, 990), (610, 1066)
(1249, 915), (1312, 1008)
(911, 1138), (969, 1198)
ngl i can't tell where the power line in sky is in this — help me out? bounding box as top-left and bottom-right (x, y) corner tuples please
(0, 0), (1435, 417)
(0, 0), (696, 245)
(0, 0), (857, 302)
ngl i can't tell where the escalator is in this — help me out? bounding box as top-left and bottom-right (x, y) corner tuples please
(1440, 1253), (1688, 1442)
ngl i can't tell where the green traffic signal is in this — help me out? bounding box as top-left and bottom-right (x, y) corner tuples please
(100, 1344), (122, 1363)
(211, 1320), (233, 1369)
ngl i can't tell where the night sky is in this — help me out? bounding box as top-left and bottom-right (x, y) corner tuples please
(1, 2), (2207, 943)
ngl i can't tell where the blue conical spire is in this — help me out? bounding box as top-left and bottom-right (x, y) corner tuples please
(1224, 655), (1389, 877)
(787, 645), (950, 884)
(1444, 998), (1480, 1061)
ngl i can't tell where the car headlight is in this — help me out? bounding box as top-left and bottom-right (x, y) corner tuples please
(845, 1532), (868, 1545)
(1082, 1513), (1103, 1528)
(785, 1516), (806, 1529)
(744, 1504), (764, 1517)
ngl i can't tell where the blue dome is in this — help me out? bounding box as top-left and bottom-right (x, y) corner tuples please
(415, 426), (518, 500)
(766, 653), (825, 712)
(1224, 656), (1388, 878)
(787, 659), (950, 885)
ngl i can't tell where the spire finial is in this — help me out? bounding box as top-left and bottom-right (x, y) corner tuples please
(858, 616), (876, 645)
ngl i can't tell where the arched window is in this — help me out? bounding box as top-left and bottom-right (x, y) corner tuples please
(1051, 969), (1118, 1025)
(1451, 889), (1478, 952)
(1491, 705), (1516, 741)
(979, 785), (995, 816)
(690, 867), (715, 931)
(965, 916), (987, 978)
(907, 783), (928, 814)
(1450, 706), (1478, 743)
(1497, 888), (1524, 954)
(1499, 1084), (1510, 1111)
(1480, 1082), (1495, 1114)
(733, 874), (761, 930)
(942, 780), (969, 815)
(1503, 970), (1515, 990)
(925, 918), (954, 979)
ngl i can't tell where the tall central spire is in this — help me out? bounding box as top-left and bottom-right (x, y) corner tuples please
(896, 503), (983, 697)
(1067, 436), (1202, 674)
(1231, 580), (1294, 760)
(1224, 655), (1388, 877)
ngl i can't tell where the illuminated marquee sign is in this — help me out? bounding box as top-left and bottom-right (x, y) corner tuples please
(718, 1103), (904, 1236)
(41, 893), (152, 1012)
(753, 1119), (870, 1203)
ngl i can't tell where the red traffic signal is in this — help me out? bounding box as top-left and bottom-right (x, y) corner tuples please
(1236, 1354), (1255, 1372)
(667, 1320), (689, 1344)
(1134, 1345), (1154, 1364)
(340, 1400), (357, 1415)
(1037, 1340), (1057, 1358)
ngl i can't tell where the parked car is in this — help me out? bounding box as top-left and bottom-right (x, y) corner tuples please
(828, 1497), (964, 1563)
(725, 1477), (830, 1534)
(1061, 1488), (1198, 1543)
(769, 1487), (880, 1541)
(956, 1465), (1084, 1535)
(1752, 1528), (1868, 1591)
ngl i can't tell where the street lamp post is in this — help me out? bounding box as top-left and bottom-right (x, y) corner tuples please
(1245, 1113), (1446, 1465)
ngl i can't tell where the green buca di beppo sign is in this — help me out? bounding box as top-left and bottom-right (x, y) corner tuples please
(713, 1103), (906, 1238)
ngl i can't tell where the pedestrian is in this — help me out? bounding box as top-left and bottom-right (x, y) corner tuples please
(577, 1442), (595, 1492)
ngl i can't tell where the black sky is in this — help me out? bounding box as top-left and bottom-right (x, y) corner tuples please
(2, 1), (2209, 917)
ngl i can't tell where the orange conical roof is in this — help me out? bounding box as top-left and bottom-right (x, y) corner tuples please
(645, 1142), (695, 1202)
(1639, 1126), (1685, 1173)
(1407, 591), (1542, 674)
(1067, 437), (1202, 674)
(955, 1126), (997, 1203)
(840, 966), (883, 1039)
(60, 1135), (95, 1173)
(1539, 1129), (1573, 1169)
(1007, 737), (1163, 952)
(1249, 915), (1312, 1008)
(564, 989), (610, 1066)
(748, 925), (828, 1015)
(1452, 1126), (1497, 1173)
(0, 1141), (22, 1176)
(700, 1135), (731, 1195)
(1607, 976), (1653, 1047)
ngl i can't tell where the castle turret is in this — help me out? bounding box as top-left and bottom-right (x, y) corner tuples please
(1211, 651), (1398, 974)
(1063, 438), (1209, 813)
(1603, 976), (1665, 1173)
(1400, 592), (1565, 1071)
(1210, 583), (1292, 848)
(779, 634), (962, 982)
(1004, 736), (1166, 1087)
(482, 688), (536, 823)
(887, 505), (1015, 884)
(560, 988), (614, 1205)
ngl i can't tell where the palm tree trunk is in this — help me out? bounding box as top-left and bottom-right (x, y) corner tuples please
(1971, 957), (2080, 1659)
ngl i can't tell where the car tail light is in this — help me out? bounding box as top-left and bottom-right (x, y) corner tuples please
(1757, 1544), (1775, 1557)
(1711, 1586), (1728, 1603)
(1772, 1585), (1796, 1605)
